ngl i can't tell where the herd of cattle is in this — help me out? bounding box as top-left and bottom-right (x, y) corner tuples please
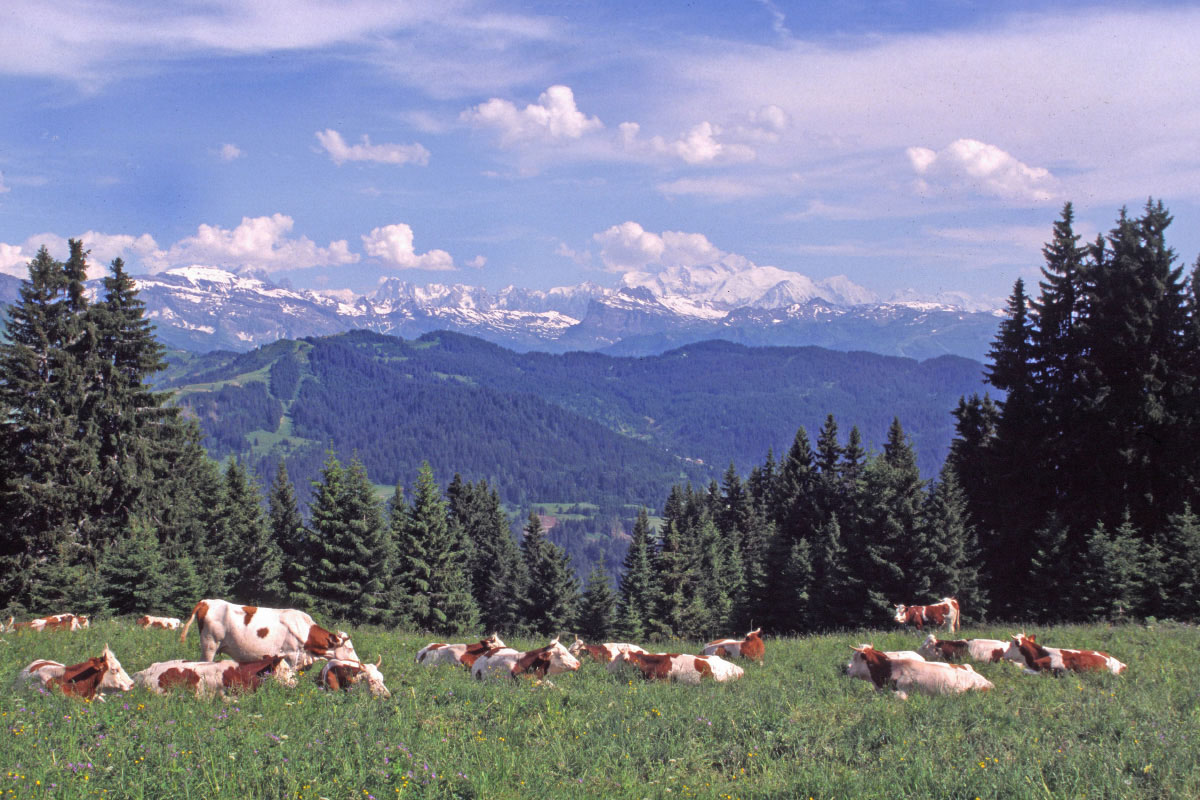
(5, 596), (1127, 704)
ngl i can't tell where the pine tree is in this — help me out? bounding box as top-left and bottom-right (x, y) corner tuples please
(97, 519), (169, 616)
(808, 514), (855, 630)
(919, 464), (986, 620)
(1157, 505), (1200, 619)
(521, 512), (580, 636)
(268, 462), (310, 604)
(615, 508), (656, 640)
(1079, 518), (1151, 622)
(224, 460), (285, 604)
(577, 563), (618, 641)
(451, 480), (525, 634)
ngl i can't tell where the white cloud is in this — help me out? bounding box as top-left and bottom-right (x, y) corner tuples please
(463, 85), (603, 144)
(219, 143), (243, 161)
(465, 255), (487, 269)
(316, 129), (431, 166)
(0, 231), (159, 280)
(147, 214), (359, 274)
(621, 120), (757, 165)
(593, 221), (723, 273)
(907, 139), (1057, 203)
(362, 223), (455, 271)
(0, 242), (28, 276)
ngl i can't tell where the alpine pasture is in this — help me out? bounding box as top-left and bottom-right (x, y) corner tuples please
(3, 620), (1198, 799)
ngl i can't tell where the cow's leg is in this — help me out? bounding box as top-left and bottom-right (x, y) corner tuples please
(201, 637), (219, 662)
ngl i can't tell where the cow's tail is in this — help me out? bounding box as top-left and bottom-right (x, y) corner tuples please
(948, 597), (961, 633)
(179, 602), (204, 644)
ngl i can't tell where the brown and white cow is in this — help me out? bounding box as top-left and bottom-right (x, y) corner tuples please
(134, 657), (297, 698)
(15, 646), (134, 701)
(136, 615), (182, 630)
(917, 633), (1007, 664)
(415, 633), (506, 668)
(893, 597), (960, 633)
(567, 637), (647, 665)
(612, 650), (745, 684)
(6, 613), (90, 633)
(845, 644), (993, 700)
(179, 599), (359, 669)
(702, 628), (765, 661)
(471, 638), (581, 681)
(1002, 633), (1126, 676)
(318, 657), (391, 698)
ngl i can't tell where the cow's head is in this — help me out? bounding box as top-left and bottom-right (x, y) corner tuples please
(77, 615), (90, 629)
(845, 645), (893, 689)
(1002, 633), (1047, 670)
(567, 636), (587, 657)
(514, 637), (581, 678)
(916, 633), (939, 660)
(483, 632), (506, 649)
(268, 656), (298, 688)
(892, 605), (908, 624)
(351, 656), (391, 697)
(101, 645), (134, 694)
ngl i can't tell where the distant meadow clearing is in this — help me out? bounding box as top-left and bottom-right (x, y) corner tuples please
(2, 621), (1198, 799)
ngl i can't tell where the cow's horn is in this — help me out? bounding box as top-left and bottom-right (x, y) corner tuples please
(375, 654), (382, 667)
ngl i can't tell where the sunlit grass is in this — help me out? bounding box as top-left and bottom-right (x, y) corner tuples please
(2, 620), (1197, 798)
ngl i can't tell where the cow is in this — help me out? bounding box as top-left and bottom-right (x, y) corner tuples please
(893, 597), (960, 633)
(179, 599), (359, 669)
(15, 646), (134, 701)
(318, 657), (391, 698)
(845, 644), (993, 700)
(1002, 633), (1126, 676)
(471, 638), (581, 681)
(134, 657), (297, 698)
(136, 615), (182, 630)
(415, 633), (506, 668)
(612, 650), (745, 684)
(567, 637), (647, 665)
(6, 613), (89, 632)
(917, 634), (1008, 664)
(702, 628), (765, 662)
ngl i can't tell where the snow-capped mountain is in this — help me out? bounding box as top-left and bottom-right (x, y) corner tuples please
(87, 265), (1002, 359)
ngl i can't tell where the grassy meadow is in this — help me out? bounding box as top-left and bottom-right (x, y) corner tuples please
(2, 620), (1197, 799)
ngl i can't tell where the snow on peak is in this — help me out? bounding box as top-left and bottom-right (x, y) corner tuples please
(164, 265), (242, 284)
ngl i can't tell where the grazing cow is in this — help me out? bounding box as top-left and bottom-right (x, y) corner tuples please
(415, 633), (506, 668)
(15, 646), (134, 701)
(567, 637), (646, 665)
(134, 657), (297, 698)
(179, 599), (359, 669)
(612, 651), (745, 684)
(845, 644), (993, 700)
(471, 638), (581, 681)
(917, 634), (1008, 664)
(136, 615), (182, 630)
(702, 628), (765, 662)
(319, 657), (391, 698)
(893, 597), (960, 633)
(1002, 633), (1126, 676)
(6, 613), (89, 632)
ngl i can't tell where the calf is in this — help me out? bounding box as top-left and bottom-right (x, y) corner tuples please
(1002, 633), (1126, 676)
(319, 657), (391, 698)
(702, 628), (765, 662)
(893, 598), (960, 633)
(845, 644), (993, 700)
(134, 657), (297, 698)
(416, 633), (506, 668)
(613, 651), (745, 684)
(568, 637), (646, 665)
(917, 634), (1007, 664)
(6, 613), (89, 632)
(471, 638), (581, 681)
(136, 615), (182, 630)
(15, 646), (134, 701)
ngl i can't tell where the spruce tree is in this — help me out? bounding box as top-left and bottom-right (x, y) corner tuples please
(449, 479), (525, 634)
(224, 460), (285, 604)
(919, 464), (986, 619)
(577, 563), (618, 641)
(268, 462), (310, 604)
(615, 508), (656, 640)
(1157, 505), (1200, 620)
(97, 519), (169, 616)
(521, 511), (580, 636)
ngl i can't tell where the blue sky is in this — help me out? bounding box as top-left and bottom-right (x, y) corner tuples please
(2, 0), (1198, 307)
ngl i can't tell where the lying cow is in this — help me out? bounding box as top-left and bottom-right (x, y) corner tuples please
(15, 646), (134, 701)
(702, 628), (765, 662)
(136, 615), (182, 630)
(1002, 633), (1126, 676)
(612, 651), (745, 684)
(568, 637), (646, 665)
(917, 634), (1007, 664)
(6, 613), (89, 632)
(845, 644), (993, 700)
(134, 657), (297, 698)
(471, 638), (581, 681)
(180, 599), (359, 669)
(893, 597), (960, 632)
(415, 633), (506, 668)
(318, 657), (391, 697)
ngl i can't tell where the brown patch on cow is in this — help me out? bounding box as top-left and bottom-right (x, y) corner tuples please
(43, 617), (73, 632)
(741, 632), (765, 662)
(222, 656), (282, 692)
(693, 658), (714, 680)
(629, 652), (675, 681)
(459, 640), (497, 667)
(257, 627), (270, 639)
(136, 616), (150, 628)
(242, 606), (258, 625)
(324, 663), (364, 691)
(27, 660), (60, 673)
(49, 658), (107, 700)
(582, 644), (610, 663)
(856, 648), (894, 689)
(304, 625), (336, 656)
(936, 639), (969, 661)
(947, 663), (970, 670)
(713, 645), (730, 658)
(513, 646), (553, 678)
(1014, 636), (1053, 671)
(1060, 650), (1109, 672)
(990, 648), (1004, 663)
(158, 667), (202, 693)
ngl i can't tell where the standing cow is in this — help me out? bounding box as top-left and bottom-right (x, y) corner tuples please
(179, 599), (359, 668)
(893, 597), (960, 633)
(15, 646), (134, 701)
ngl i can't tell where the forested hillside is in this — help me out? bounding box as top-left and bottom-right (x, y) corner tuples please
(160, 330), (988, 509)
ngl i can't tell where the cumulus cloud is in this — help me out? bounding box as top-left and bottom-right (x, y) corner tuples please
(906, 139), (1057, 203)
(593, 221), (723, 273)
(362, 223), (455, 271)
(463, 85), (603, 144)
(219, 143), (243, 161)
(146, 214), (359, 274)
(621, 120), (757, 165)
(316, 129), (431, 166)
(0, 242), (28, 276)
(0, 231), (160, 280)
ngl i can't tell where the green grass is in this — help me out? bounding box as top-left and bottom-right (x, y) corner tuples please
(3, 621), (1197, 799)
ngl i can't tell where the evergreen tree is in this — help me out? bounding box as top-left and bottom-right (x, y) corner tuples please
(448, 476), (525, 632)
(1079, 518), (1151, 622)
(577, 563), (618, 641)
(808, 514), (855, 630)
(224, 459), (285, 604)
(521, 511), (580, 636)
(1157, 505), (1200, 620)
(268, 462), (310, 604)
(97, 519), (169, 616)
(615, 508), (656, 640)
(919, 464), (986, 619)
